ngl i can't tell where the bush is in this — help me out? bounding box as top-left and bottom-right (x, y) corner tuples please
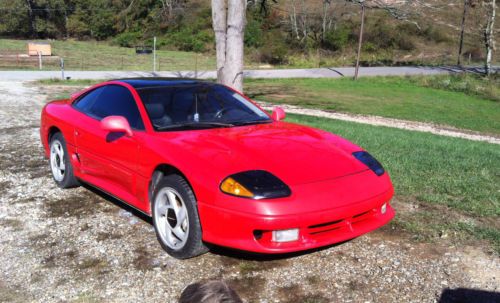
(395, 34), (416, 51)
(165, 27), (213, 52)
(258, 31), (288, 64)
(463, 48), (484, 61)
(364, 19), (415, 51)
(112, 32), (142, 48)
(423, 25), (450, 43)
(323, 26), (351, 51)
(245, 19), (264, 48)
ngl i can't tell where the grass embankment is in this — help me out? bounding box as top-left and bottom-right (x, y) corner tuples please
(246, 75), (500, 135)
(288, 114), (500, 253)
(0, 39), (215, 71)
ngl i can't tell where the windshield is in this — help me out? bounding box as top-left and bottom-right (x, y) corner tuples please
(137, 84), (271, 131)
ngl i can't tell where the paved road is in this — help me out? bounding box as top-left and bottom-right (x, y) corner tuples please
(1, 66), (496, 80)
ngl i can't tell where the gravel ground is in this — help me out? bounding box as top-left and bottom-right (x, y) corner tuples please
(0, 81), (499, 303)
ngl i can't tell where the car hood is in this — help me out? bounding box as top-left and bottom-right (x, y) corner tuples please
(156, 121), (369, 186)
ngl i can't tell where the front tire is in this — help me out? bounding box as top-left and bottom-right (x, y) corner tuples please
(152, 174), (208, 259)
(49, 132), (79, 188)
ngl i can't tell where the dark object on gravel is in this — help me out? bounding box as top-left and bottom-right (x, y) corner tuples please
(179, 281), (242, 303)
(439, 288), (500, 303)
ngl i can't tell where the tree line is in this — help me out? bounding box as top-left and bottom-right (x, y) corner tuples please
(0, 0), (496, 81)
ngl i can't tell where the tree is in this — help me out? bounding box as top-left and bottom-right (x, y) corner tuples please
(211, 0), (247, 92)
(483, 0), (496, 75)
(348, 0), (418, 80)
(457, 0), (471, 66)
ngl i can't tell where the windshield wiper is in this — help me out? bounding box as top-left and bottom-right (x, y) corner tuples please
(232, 119), (272, 126)
(156, 121), (234, 131)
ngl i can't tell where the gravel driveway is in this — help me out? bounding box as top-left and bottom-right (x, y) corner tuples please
(0, 81), (498, 303)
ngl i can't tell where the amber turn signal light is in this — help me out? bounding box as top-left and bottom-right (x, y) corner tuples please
(220, 177), (254, 198)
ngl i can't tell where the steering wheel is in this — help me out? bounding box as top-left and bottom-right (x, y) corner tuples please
(213, 108), (229, 119)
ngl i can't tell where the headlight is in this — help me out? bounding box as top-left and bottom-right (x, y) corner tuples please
(220, 170), (291, 199)
(352, 151), (385, 176)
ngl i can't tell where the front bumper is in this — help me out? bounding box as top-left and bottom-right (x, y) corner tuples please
(198, 186), (394, 254)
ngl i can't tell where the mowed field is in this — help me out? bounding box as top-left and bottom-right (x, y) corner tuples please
(245, 75), (500, 135)
(0, 39), (216, 71)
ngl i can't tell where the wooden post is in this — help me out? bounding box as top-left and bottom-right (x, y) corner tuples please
(354, 1), (365, 80)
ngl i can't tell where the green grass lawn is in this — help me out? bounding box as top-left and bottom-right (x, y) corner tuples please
(245, 76), (500, 135)
(0, 39), (215, 71)
(288, 113), (500, 253)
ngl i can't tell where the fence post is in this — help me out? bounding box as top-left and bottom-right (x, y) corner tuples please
(195, 53), (198, 78)
(153, 36), (157, 72)
(60, 58), (65, 80)
(38, 52), (42, 70)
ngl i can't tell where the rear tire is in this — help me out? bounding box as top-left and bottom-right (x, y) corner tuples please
(152, 174), (208, 259)
(49, 132), (79, 189)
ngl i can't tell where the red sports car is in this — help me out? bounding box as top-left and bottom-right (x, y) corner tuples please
(40, 78), (394, 259)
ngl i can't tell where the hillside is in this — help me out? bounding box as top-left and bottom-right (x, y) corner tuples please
(0, 0), (497, 68)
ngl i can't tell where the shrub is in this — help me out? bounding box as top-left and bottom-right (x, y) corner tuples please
(395, 34), (416, 51)
(323, 26), (351, 51)
(423, 25), (450, 43)
(112, 32), (142, 48)
(463, 48), (484, 61)
(258, 31), (288, 64)
(245, 19), (264, 48)
(166, 27), (213, 52)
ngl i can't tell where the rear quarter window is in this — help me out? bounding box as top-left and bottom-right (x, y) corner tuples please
(73, 87), (105, 113)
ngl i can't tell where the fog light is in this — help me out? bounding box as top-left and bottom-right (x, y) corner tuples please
(272, 228), (299, 242)
(381, 203), (387, 214)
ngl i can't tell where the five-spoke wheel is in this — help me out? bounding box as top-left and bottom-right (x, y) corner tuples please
(49, 132), (79, 188)
(152, 174), (207, 259)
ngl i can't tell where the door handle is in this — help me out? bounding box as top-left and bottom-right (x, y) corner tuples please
(74, 130), (80, 136)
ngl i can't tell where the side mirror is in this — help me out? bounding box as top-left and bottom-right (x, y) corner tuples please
(101, 116), (133, 137)
(271, 107), (286, 121)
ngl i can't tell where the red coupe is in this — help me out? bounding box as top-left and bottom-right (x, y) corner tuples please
(40, 78), (394, 259)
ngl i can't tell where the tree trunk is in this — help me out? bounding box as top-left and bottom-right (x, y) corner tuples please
(322, 0), (330, 43)
(484, 0), (496, 76)
(25, 0), (36, 38)
(211, 0), (227, 81)
(354, 3), (365, 80)
(211, 0), (246, 92)
(223, 0), (246, 91)
(290, 0), (300, 40)
(457, 0), (469, 66)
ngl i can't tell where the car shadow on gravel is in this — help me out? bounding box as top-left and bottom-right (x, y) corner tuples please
(208, 239), (352, 261)
(80, 183), (152, 224)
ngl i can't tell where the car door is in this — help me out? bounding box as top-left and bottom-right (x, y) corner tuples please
(73, 84), (144, 205)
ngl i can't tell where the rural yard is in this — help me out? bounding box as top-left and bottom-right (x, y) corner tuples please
(0, 79), (499, 303)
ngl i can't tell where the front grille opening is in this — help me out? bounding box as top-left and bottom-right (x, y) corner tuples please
(309, 219), (343, 229)
(353, 210), (371, 219)
(309, 226), (343, 235)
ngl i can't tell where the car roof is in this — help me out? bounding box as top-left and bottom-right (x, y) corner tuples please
(115, 77), (215, 89)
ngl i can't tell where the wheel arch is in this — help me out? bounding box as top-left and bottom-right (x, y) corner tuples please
(47, 125), (62, 142)
(148, 163), (198, 212)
